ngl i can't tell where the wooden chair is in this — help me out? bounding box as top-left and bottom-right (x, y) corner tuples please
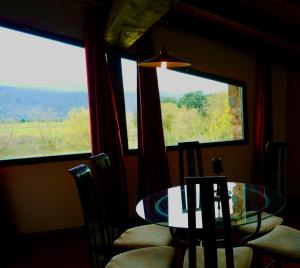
(183, 176), (253, 268)
(178, 141), (203, 186)
(236, 212), (283, 244)
(69, 164), (175, 268)
(247, 225), (300, 267)
(235, 142), (286, 242)
(175, 141), (204, 243)
(90, 153), (173, 250)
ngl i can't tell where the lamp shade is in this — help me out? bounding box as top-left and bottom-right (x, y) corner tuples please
(137, 45), (191, 68)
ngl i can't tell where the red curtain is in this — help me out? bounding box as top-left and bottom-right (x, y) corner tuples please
(251, 58), (273, 185)
(136, 32), (171, 198)
(84, 9), (128, 221)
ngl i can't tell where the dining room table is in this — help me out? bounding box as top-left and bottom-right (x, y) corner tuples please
(136, 181), (286, 231)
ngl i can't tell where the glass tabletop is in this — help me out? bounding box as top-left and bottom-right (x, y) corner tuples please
(136, 182), (286, 229)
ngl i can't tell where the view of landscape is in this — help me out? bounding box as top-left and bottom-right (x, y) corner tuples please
(0, 26), (90, 160)
(125, 89), (236, 149)
(0, 26), (245, 160)
(0, 85), (90, 159)
(122, 59), (245, 149)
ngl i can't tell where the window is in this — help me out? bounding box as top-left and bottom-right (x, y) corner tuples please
(0, 26), (90, 160)
(121, 58), (247, 150)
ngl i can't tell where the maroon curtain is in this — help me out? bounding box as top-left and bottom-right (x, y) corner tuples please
(251, 58), (273, 185)
(84, 9), (128, 221)
(136, 32), (171, 198)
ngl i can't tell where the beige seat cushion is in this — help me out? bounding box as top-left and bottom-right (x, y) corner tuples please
(183, 246), (253, 268)
(247, 225), (300, 259)
(113, 224), (173, 249)
(105, 245), (175, 268)
(237, 212), (283, 234)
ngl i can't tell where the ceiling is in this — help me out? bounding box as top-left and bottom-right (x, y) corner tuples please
(102, 0), (300, 59)
(171, 0), (300, 47)
(1, 0), (300, 59)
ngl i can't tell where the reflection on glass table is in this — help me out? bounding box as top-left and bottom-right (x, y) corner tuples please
(136, 182), (286, 229)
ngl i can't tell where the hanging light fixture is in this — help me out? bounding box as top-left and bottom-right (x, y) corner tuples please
(137, 45), (191, 68)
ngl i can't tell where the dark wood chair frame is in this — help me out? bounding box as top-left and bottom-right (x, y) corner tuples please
(69, 164), (117, 268)
(90, 152), (128, 231)
(186, 176), (235, 268)
(178, 141), (204, 186)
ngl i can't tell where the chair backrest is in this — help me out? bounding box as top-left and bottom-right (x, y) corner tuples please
(178, 141), (203, 186)
(185, 176), (234, 268)
(69, 164), (117, 268)
(90, 153), (125, 228)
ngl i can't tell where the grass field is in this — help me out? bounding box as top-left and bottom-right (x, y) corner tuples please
(0, 121), (68, 137)
(0, 120), (90, 159)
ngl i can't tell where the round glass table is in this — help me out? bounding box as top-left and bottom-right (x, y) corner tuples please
(136, 182), (286, 229)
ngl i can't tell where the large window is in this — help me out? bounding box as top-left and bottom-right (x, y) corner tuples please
(0, 26), (90, 160)
(121, 58), (247, 150)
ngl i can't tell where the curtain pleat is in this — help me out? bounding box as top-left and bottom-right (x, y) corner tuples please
(252, 58), (273, 185)
(84, 9), (128, 221)
(136, 31), (171, 199)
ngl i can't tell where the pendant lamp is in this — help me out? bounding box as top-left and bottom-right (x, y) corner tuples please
(137, 45), (191, 68)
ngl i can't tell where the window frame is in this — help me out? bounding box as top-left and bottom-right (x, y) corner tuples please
(0, 20), (249, 164)
(0, 20), (91, 165)
(118, 56), (249, 154)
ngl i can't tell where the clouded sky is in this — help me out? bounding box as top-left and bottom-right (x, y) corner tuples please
(0, 26), (87, 92)
(121, 58), (228, 95)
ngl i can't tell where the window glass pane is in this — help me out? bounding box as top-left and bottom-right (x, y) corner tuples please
(121, 58), (138, 149)
(157, 68), (245, 146)
(0, 27), (90, 160)
(121, 58), (246, 150)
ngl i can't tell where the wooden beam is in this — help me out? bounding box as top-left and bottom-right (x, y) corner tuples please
(104, 0), (173, 48)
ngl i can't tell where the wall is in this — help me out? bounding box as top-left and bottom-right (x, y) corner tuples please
(0, 0), (85, 41)
(153, 26), (257, 182)
(0, 27), (260, 234)
(0, 2), (289, 234)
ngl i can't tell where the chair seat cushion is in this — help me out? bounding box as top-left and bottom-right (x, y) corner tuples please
(113, 224), (173, 249)
(236, 212), (283, 234)
(247, 225), (300, 259)
(105, 246), (175, 268)
(183, 246), (253, 268)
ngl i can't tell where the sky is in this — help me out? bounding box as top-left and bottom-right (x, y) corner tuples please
(0, 26), (88, 92)
(121, 58), (228, 95)
(0, 26), (228, 94)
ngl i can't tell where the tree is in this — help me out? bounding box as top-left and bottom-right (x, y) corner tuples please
(64, 107), (91, 151)
(161, 96), (178, 104)
(161, 103), (203, 145)
(200, 92), (232, 141)
(177, 90), (207, 114)
(126, 112), (138, 149)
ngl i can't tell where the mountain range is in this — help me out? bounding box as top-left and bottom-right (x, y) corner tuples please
(0, 85), (180, 121)
(0, 85), (88, 121)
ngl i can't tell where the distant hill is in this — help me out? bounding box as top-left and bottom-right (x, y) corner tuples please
(124, 90), (181, 113)
(0, 85), (184, 121)
(0, 85), (88, 121)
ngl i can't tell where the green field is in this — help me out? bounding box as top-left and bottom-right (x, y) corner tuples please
(0, 108), (91, 160)
(0, 92), (241, 159)
(0, 121), (67, 137)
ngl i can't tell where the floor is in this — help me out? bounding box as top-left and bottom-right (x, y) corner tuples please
(4, 227), (91, 268)
(3, 215), (300, 268)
